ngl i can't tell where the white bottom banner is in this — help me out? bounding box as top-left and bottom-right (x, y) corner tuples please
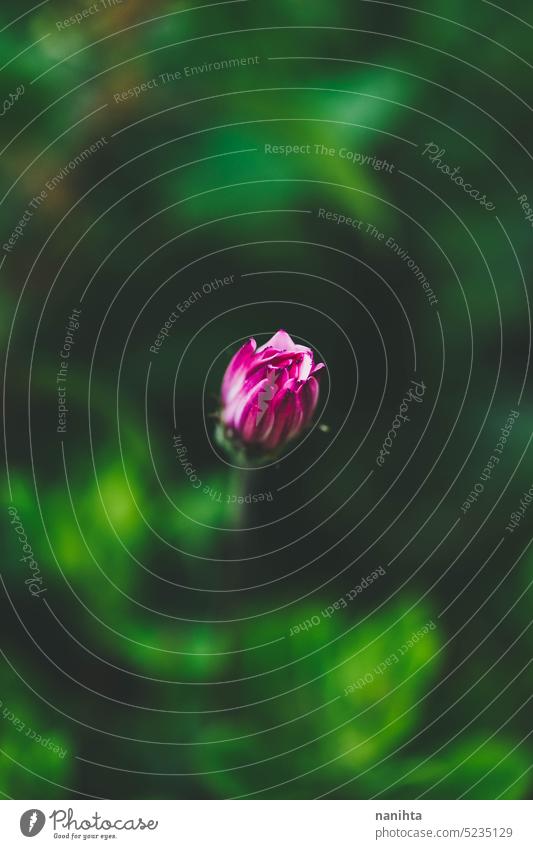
(0, 800), (531, 848)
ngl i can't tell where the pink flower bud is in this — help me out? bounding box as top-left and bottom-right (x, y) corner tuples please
(219, 330), (325, 459)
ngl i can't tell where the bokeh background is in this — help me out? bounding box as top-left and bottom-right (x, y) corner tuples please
(1, 0), (532, 799)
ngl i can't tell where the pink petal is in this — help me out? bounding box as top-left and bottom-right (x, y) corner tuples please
(286, 389), (305, 440)
(296, 351), (313, 380)
(299, 376), (320, 425)
(263, 378), (299, 450)
(239, 367), (288, 444)
(256, 329), (311, 356)
(221, 338), (257, 404)
(248, 350), (296, 372)
(228, 376), (271, 434)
